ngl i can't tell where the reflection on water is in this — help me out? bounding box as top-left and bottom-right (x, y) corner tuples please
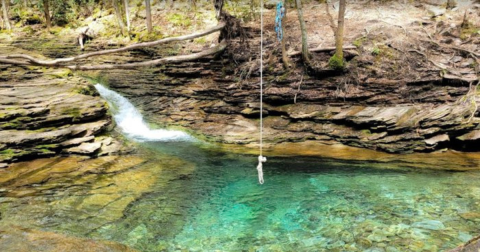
(1, 143), (479, 251)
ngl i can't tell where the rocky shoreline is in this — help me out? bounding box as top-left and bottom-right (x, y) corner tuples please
(88, 3), (480, 155)
(1, 2), (478, 166)
(0, 47), (126, 166)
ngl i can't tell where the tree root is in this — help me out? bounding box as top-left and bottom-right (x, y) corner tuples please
(1, 23), (226, 67)
(289, 45), (357, 57)
(64, 41), (226, 70)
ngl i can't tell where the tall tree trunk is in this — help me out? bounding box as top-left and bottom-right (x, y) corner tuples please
(42, 0), (51, 29)
(145, 0), (152, 33)
(189, 0), (196, 10)
(213, 0), (224, 20)
(295, 0), (310, 65)
(335, 0), (346, 61)
(113, 0), (126, 35)
(124, 0), (130, 32)
(281, 0), (290, 68)
(446, 0), (456, 9)
(1, 0), (11, 31)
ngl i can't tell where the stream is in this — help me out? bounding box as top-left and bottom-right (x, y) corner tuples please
(0, 84), (479, 251)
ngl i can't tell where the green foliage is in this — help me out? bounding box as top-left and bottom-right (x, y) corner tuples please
(371, 46), (381, 56)
(328, 53), (345, 70)
(131, 27), (164, 42)
(460, 21), (479, 40)
(35, 0), (100, 27)
(353, 36), (367, 48)
(0, 149), (15, 159)
(74, 84), (98, 96)
(166, 13), (192, 28)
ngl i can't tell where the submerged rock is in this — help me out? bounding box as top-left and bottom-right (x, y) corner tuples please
(0, 226), (138, 252)
(412, 220), (445, 230)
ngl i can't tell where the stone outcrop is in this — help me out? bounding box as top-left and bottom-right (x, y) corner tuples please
(1, 1), (478, 157)
(95, 51), (479, 154)
(0, 54), (124, 164)
(78, 3), (479, 154)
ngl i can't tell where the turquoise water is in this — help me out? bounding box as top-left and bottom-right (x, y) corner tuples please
(90, 142), (480, 252)
(1, 85), (479, 251)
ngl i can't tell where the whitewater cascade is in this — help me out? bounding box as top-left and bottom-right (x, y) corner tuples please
(94, 84), (192, 142)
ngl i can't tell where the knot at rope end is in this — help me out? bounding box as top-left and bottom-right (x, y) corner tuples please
(257, 155), (267, 184)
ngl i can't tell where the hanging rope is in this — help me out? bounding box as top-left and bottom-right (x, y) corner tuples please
(257, 0), (266, 185)
(275, 2), (285, 42)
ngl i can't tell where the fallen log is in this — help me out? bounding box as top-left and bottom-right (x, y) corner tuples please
(288, 45), (357, 56)
(0, 40), (227, 70)
(2, 22), (226, 66)
(65, 40), (227, 70)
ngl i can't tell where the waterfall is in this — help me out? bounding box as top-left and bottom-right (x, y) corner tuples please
(94, 84), (192, 142)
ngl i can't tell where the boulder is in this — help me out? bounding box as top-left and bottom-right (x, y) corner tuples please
(65, 142), (102, 155)
(425, 134), (449, 146)
(457, 130), (480, 141)
(412, 220), (445, 230)
(60, 136), (95, 148)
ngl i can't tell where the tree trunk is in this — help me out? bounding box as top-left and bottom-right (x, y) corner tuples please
(42, 0), (51, 29)
(124, 0), (130, 32)
(446, 0), (457, 9)
(189, 0), (196, 10)
(113, 0), (126, 35)
(295, 0), (310, 65)
(1, 0), (11, 31)
(145, 0), (152, 33)
(281, 0), (290, 68)
(335, 0), (346, 61)
(213, 0), (224, 20)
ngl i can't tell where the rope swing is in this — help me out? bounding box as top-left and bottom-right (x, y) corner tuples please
(257, 0), (267, 184)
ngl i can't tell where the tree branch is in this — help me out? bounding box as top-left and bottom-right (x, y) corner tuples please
(288, 45), (357, 56)
(3, 22), (226, 66)
(64, 40), (227, 70)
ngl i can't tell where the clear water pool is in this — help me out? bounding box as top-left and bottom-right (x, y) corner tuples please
(3, 142), (479, 251)
(1, 85), (479, 251)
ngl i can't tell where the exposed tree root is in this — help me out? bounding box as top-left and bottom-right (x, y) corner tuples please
(0, 23), (226, 67)
(65, 41), (227, 70)
(0, 40), (227, 70)
(288, 45), (357, 56)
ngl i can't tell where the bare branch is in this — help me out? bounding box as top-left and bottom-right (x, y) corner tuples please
(288, 45), (357, 56)
(4, 23), (226, 66)
(420, 39), (480, 58)
(325, 0), (337, 35)
(65, 40), (227, 70)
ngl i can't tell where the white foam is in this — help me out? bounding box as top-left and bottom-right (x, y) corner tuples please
(94, 84), (192, 142)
